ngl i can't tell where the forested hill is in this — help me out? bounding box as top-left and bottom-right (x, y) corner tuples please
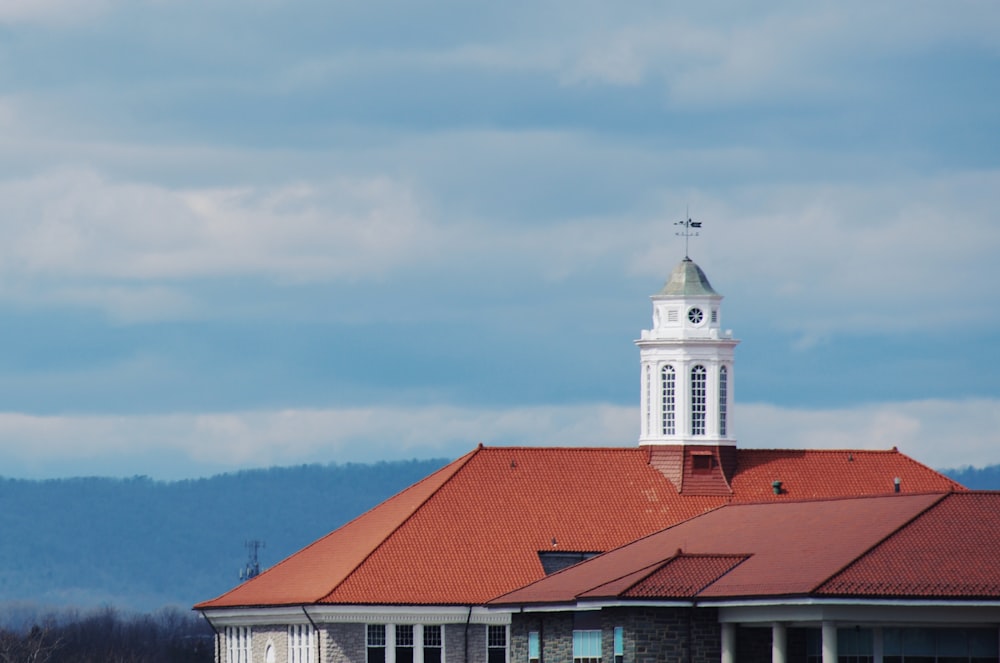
(0, 459), (449, 613)
(0, 459), (991, 614)
(943, 464), (1000, 490)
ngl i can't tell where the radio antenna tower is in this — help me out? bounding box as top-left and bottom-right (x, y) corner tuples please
(240, 539), (265, 582)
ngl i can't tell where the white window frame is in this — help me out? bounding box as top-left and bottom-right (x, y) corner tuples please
(661, 365), (676, 435)
(226, 626), (252, 663)
(288, 623), (315, 663)
(573, 629), (602, 663)
(690, 364), (707, 436)
(487, 624), (509, 663)
(368, 625), (446, 663)
(718, 365), (728, 437)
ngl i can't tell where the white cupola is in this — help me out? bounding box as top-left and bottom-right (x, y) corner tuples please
(636, 257), (739, 447)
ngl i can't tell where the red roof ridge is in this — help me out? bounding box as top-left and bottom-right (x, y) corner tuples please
(740, 447), (902, 454)
(475, 445), (646, 453)
(809, 492), (951, 594)
(723, 490), (953, 509)
(316, 447), (482, 603)
(195, 448), (480, 610)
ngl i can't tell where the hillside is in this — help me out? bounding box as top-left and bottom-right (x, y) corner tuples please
(0, 458), (990, 613)
(0, 459), (448, 612)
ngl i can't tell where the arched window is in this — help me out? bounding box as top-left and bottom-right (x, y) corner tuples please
(645, 365), (652, 435)
(691, 365), (707, 435)
(661, 365), (676, 435)
(719, 366), (728, 437)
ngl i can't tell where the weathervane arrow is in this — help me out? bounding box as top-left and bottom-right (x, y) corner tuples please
(674, 214), (703, 258)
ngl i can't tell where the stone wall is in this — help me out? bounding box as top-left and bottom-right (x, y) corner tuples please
(511, 607), (720, 663)
(324, 623), (366, 663)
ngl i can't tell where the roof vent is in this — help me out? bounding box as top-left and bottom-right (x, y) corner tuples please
(772, 480), (783, 495)
(894, 477), (901, 493)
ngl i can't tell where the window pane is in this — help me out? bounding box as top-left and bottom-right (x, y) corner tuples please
(368, 625), (386, 647)
(424, 625), (442, 648)
(488, 626), (507, 648)
(690, 365), (706, 435)
(529, 632), (540, 660)
(573, 629), (602, 662)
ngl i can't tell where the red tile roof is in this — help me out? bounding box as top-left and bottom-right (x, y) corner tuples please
(818, 492), (1000, 598)
(197, 445), (963, 610)
(491, 493), (948, 605)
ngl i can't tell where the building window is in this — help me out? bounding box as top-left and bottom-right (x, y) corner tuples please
(613, 627), (623, 663)
(719, 365), (728, 437)
(644, 365), (651, 435)
(692, 453), (713, 473)
(424, 625), (443, 663)
(288, 624), (314, 663)
(396, 625), (415, 663)
(487, 625), (507, 663)
(883, 626), (999, 663)
(226, 626), (252, 663)
(368, 625), (387, 663)
(528, 631), (540, 663)
(661, 365), (676, 435)
(691, 365), (706, 435)
(573, 630), (602, 663)
(837, 627), (873, 663)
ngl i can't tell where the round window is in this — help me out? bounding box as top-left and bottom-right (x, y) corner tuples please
(687, 307), (704, 325)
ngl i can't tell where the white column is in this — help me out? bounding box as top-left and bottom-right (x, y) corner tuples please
(721, 623), (736, 663)
(822, 622), (837, 663)
(873, 627), (883, 663)
(772, 623), (787, 663)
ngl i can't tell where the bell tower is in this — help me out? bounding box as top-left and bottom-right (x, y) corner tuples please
(637, 257), (738, 445)
(636, 256), (739, 493)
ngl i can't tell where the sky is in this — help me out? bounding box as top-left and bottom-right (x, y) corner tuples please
(0, 0), (997, 479)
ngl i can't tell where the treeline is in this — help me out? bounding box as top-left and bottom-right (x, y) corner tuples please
(942, 464), (1000, 490)
(0, 606), (212, 662)
(0, 458), (449, 611)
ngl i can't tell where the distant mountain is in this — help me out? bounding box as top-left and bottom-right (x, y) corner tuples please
(0, 458), (993, 613)
(0, 459), (449, 612)
(942, 464), (1000, 490)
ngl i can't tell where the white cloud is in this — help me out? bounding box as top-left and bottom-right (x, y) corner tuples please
(557, 2), (1000, 104)
(630, 170), (1000, 338)
(739, 399), (1000, 471)
(0, 398), (995, 479)
(0, 0), (110, 24)
(0, 169), (438, 315)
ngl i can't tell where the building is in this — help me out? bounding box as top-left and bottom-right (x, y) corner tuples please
(195, 257), (963, 663)
(490, 491), (1000, 663)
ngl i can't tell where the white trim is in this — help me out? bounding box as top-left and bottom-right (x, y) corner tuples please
(204, 605), (512, 626)
(497, 600), (691, 613)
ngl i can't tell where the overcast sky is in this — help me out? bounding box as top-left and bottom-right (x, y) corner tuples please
(0, 0), (997, 479)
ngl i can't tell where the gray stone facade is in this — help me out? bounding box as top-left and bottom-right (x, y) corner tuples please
(511, 607), (720, 663)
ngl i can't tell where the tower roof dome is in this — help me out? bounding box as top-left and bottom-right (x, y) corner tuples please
(657, 258), (719, 297)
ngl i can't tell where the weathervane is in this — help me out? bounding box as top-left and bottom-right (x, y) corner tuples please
(674, 212), (703, 259)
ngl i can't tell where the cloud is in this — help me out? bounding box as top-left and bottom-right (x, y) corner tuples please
(558, 2), (1000, 105)
(2, 169), (432, 281)
(629, 171), (1000, 338)
(0, 0), (110, 25)
(0, 398), (995, 479)
(739, 399), (1000, 471)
